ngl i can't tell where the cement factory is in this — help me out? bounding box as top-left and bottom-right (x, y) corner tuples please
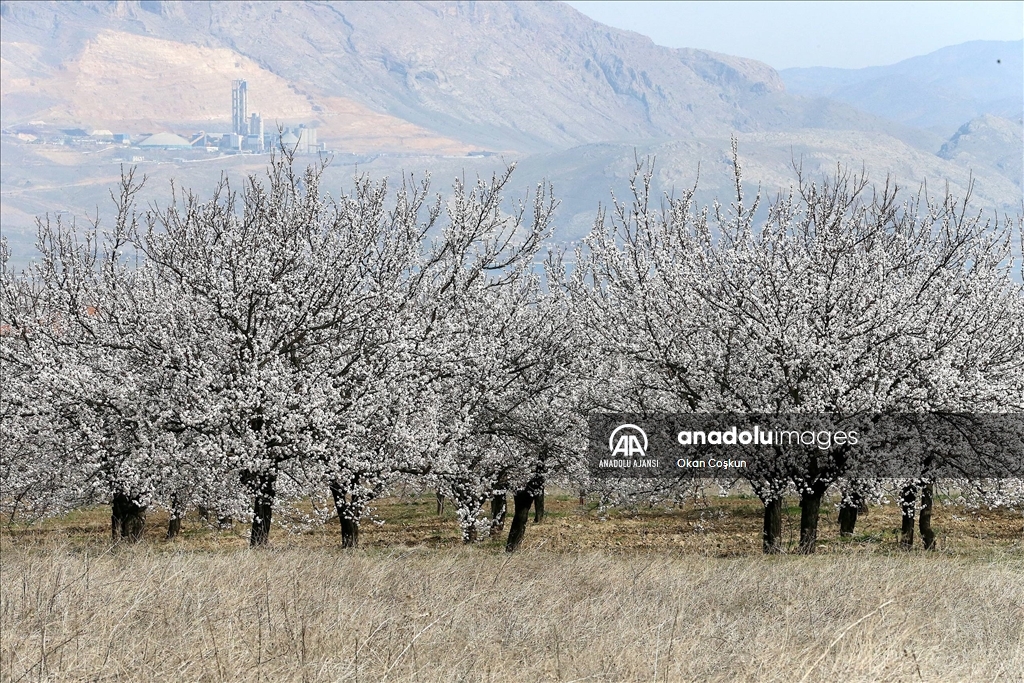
(3, 79), (322, 156)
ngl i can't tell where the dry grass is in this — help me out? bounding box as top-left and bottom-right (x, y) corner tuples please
(1, 541), (1022, 682)
(2, 495), (1022, 681)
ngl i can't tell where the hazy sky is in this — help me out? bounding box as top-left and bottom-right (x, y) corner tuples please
(564, 1), (1024, 70)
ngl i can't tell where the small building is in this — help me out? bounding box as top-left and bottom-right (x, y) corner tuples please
(279, 131), (300, 148)
(219, 133), (243, 151)
(138, 132), (192, 149)
(274, 126), (318, 154)
(246, 134), (264, 152)
(248, 113), (264, 152)
(297, 126), (317, 153)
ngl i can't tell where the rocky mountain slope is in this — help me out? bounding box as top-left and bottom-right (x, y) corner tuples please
(1, 1), (1021, 266)
(938, 114), (1023, 188)
(2, 0), (933, 152)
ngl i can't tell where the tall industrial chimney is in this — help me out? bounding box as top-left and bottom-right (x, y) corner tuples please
(231, 80), (248, 136)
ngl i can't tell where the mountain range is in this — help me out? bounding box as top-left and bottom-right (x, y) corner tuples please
(781, 40), (1023, 137)
(1, 1), (1022, 265)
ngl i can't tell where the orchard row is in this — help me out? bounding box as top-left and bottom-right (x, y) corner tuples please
(3, 150), (1021, 552)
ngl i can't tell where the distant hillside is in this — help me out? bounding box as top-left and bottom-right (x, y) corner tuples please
(1, 0), (932, 153)
(1, 1), (1021, 268)
(939, 114), (1023, 188)
(4, 127), (1017, 259)
(780, 40), (1024, 137)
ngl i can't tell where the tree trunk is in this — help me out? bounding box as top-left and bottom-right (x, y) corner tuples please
(490, 493), (507, 532)
(505, 489), (535, 553)
(762, 497), (783, 554)
(249, 472), (277, 547)
(165, 518), (182, 540)
(533, 490), (545, 523)
(797, 486), (827, 554)
(838, 504), (858, 537)
(341, 515), (359, 548)
(436, 492), (445, 515)
(464, 519), (479, 543)
(166, 515), (182, 540)
(838, 489), (865, 537)
(899, 483), (916, 549)
(919, 481), (936, 550)
(448, 484), (484, 543)
(166, 493), (185, 540)
(330, 480), (361, 548)
(111, 493), (146, 542)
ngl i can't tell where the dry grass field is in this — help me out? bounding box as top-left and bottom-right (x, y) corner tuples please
(2, 493), (1022, 682)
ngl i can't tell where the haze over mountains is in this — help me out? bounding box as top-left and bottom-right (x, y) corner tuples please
(1, 0), (931, 150)
(781, 40), (1023, 137)
(1, 1), (1022, 265)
